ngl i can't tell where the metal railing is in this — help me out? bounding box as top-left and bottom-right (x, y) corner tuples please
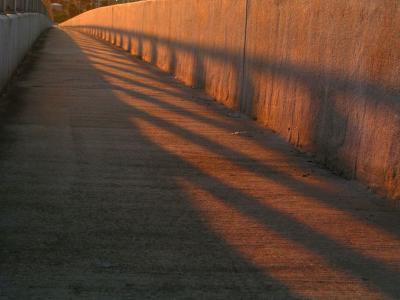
(0, 0), (48, 14)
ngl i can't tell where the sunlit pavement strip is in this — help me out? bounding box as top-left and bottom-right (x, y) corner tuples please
(0, 28), (399, 299)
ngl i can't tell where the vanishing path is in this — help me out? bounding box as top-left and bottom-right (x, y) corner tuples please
(1, 28), (399, 299)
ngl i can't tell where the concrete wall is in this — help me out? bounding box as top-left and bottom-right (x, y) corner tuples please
(61, 0), (400, 201)
(0, 13), (52, 92)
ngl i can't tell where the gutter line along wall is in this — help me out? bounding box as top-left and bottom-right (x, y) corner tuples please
(61, 0), (400, 201)
(0, 13), (52, 92)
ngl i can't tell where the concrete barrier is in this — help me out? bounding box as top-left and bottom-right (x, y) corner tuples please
(62, 0), (400, 201)
(0, 13), (52, 92)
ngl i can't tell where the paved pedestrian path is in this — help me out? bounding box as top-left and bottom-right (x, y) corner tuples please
(0, 28), (399, 299)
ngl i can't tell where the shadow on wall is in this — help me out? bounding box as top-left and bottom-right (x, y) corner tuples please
(41, 29), (400, 299)
(60, 1), (400, 203)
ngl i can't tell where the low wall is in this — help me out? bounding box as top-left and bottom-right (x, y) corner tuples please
(0, 13), (52, 92)
(62, 0), (400, 201)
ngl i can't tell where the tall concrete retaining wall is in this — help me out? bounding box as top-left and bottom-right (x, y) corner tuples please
(62, 0), (400, 201)
(0, 13), (52, 92)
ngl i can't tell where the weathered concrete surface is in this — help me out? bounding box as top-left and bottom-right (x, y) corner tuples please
(1, 27), (400, 299)
(61, 0), (400, 201)
(242, 0), (400, 202)
(0, 13), (51, 92)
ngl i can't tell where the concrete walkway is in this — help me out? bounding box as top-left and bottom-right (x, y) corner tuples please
(0, 28), (399, 299)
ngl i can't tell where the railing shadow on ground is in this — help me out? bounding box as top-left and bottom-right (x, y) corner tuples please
(67, 29), (400, 237)
(0, 32), (302, 300)
(46, 28), (400, 298)
(67, 24), (400, 202)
